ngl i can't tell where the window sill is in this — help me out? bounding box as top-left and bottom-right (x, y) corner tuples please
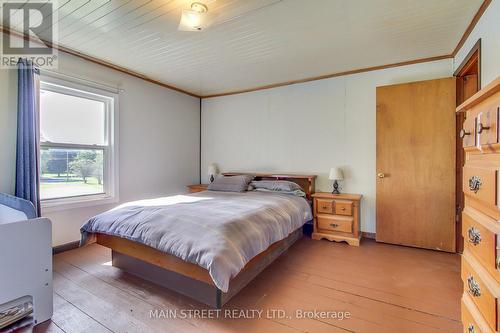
(41, 194), (119, 213)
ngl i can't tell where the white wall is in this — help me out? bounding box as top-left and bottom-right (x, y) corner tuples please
(0, 39), (200, 246)
(454, 0), (500, 87)
(202, 59), (453, 233)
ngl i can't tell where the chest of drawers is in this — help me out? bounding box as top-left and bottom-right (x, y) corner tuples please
(187, 184), (208, 193)
(459, 77), (500, 333)
(311, 192), (362, 246)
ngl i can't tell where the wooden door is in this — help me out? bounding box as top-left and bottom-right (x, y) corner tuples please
(460, 74), (478, 100)
(376, 77), (456, 252)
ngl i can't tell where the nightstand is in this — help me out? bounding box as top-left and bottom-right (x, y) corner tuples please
(311, 192), (362, 246)
(187, 184), (208, 193)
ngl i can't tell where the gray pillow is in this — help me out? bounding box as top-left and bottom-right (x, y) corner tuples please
(207, 175), (254, 192)
(254, 188), (306, 197)
(251, 180), (303, 192)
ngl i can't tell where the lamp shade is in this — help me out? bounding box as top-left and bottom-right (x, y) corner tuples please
(329, 167), (344, 180)
(208, 163), (219, 176)
(178, 9), (204, 31)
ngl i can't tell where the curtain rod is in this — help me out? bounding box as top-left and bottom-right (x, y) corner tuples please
(40, 69), (125, 94)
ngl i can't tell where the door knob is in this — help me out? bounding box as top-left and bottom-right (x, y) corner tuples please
(377, 173), (385, 178)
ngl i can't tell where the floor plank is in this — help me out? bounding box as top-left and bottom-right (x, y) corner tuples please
(28, 237), (461, 333)
(51, 293), (111, 333)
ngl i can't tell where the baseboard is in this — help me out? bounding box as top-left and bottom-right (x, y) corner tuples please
(361, 232), (376, 239)
(52, 241), (80, 254)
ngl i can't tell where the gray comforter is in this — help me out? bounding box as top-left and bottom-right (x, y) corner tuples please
(80, 191), (312, 292)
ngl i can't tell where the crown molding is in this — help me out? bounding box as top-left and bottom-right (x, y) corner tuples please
(0, 26), (201, 99)
(201, 55), (453, 98)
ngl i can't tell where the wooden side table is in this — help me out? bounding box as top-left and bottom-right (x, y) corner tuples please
(187, 184), (208, 193)
(311, 192), (362, 246)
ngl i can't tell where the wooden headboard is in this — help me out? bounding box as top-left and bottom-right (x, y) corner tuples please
(222, 172), (316, 199)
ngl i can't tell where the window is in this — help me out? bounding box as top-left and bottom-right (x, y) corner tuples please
(39, 76), (118, 210)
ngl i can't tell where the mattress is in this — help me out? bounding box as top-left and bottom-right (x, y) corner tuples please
(80, 190), (312, 292)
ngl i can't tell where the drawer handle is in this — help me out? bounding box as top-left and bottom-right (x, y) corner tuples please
(341, 207), (346, 211)
(468, 176), (482, 193)
(467, 324), (476, 333)
(467, 275), (481, 297)
(477, 122), (490, 134)
(322, 206), (329, 210)
(467, 227), (481, 245)
(459, 129), (471, 138)
(330, 223), (339, 228)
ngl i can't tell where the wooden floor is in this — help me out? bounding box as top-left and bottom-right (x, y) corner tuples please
(25, 238), (462, 333)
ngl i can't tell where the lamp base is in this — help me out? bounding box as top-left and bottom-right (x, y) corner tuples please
(332, 180), (340, 194)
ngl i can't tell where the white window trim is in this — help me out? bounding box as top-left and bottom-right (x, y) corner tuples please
(39, 74), (119, 212)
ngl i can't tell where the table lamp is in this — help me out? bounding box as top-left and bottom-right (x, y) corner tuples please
(329, 167), (344, 194)
(208, 163), (219, 183)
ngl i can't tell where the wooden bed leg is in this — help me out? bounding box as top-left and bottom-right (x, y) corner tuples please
(216, 289), (222, 309)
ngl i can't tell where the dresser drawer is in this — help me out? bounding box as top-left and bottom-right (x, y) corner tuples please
(463, 166), (497, 208)
(317, 215), (353, 233)
(461, 255), (499, 332)
(462, 293), (494, 333)
(462, 112), (477, 148)
(477, 107), (499, 146)
(334, 200), (353, 216)
(463, 210), (500, 283)
(462, 298), (484, 333)
(316, 198), (334, 214)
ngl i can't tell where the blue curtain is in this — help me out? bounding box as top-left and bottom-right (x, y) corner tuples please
(16, 58), (41, 217)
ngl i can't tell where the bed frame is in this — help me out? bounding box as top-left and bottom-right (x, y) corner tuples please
(95, 173), (316, 308)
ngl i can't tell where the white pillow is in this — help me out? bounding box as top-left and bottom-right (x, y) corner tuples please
(0, 204), (27, 224)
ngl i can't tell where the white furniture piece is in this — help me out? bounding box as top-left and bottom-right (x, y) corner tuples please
(0, 193), (52, 329)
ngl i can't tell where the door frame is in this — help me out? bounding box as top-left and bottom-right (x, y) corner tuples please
(454, 39), (481, 86)
(454, 38), (481, 253)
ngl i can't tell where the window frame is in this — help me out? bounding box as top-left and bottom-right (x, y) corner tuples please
(39, 74), (119, 212)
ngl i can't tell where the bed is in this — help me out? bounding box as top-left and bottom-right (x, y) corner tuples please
(80, 173), (316, 308)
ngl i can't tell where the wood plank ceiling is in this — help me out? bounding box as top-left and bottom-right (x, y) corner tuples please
(1, 0), (485, 97)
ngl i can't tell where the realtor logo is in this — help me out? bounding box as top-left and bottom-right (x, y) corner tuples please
(1, 1), (58, 68)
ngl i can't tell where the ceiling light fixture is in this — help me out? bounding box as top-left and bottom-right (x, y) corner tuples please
(178, 2), (210, 32)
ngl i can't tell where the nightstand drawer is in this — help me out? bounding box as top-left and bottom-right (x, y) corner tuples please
(316, 198), (334, 214)
(334, 200), (353, 216)
(317, 215), (353, 233)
